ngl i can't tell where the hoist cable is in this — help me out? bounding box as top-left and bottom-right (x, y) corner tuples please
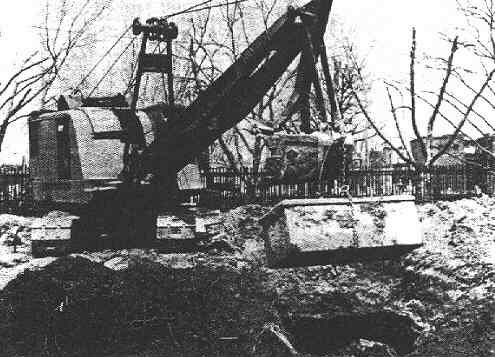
(88, 36), (137, 96)
(166, 0), (247, 19)
(73, 0), (247, 95)
(124, 59), (139, 95)
(74, 24), (133, 93)
(164, 0), (213, 19)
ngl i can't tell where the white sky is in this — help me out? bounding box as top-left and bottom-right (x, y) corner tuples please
(332, 1), (465, 145)
(0, 1), (468, 163)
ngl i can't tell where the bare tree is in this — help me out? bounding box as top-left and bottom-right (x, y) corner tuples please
(0, 0), (112, 151)
(0, 52), (55, 151)
(353, 26), (495, 171)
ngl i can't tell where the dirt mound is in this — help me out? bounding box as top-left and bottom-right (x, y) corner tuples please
(0, 255), (278, 356)
(218, 204), (270, 265)
(401, 197), (495, 356)
(0, 257), (116, 356)
(222, 204), (270, 248)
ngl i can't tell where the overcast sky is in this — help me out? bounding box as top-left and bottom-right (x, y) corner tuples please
(0, 1), (466, 163)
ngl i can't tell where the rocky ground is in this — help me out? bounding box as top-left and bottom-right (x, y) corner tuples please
(0, 197), (494, 356)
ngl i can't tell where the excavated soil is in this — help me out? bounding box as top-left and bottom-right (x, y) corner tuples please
(0, 255), (277, 357)
(0, 199), (494, 356)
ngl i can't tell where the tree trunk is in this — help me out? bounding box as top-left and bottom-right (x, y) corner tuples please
(249, 134), (263, 199)
(0, 120), (9, 152)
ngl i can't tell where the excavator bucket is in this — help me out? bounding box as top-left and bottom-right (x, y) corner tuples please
(260, 195), (422, 268)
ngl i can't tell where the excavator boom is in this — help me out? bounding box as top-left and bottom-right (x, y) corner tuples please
(149, 0), (333, 179)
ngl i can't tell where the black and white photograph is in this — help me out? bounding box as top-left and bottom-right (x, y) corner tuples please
(0, 0), (494, 355)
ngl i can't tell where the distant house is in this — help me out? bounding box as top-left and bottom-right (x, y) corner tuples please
(352, 145), (406, 169)
(475, 135), (495, 167)
(410, 134), (474, 166)
(408, 133), (495, 167)
(368, 149), (390, 168)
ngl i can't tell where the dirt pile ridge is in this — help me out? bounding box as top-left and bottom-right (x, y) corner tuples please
(401, 197), (495, 356)
(0, 255), (278, 356)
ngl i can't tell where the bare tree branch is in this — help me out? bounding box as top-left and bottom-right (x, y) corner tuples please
(426, 36), (458, 163)
(416, 92), (495, 161)
(424, 90), (488, 135)
(430, 67), (495, 165)
(386, 86), (414, 161)
(352, 89), (413, 165)
(409, 27), (427, 161)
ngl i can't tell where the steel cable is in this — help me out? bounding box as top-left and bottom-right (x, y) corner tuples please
(88, 36), (137, 96)
(74, 24), (133, 93)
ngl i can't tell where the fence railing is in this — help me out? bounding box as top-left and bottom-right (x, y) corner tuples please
(0, 164), (490, 213)
(198, 165), (493, 207)
(0, 165), (31, 213)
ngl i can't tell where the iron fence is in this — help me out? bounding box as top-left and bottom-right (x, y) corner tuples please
(198, 165), (494, 207)
(1, 164), (491, 213)
(0, 165), (31, 214)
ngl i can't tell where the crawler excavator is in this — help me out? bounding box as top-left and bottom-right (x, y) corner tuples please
(29, 0), (422, 266)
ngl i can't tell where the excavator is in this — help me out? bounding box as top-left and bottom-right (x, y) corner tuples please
(29, 0), (422, 266)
